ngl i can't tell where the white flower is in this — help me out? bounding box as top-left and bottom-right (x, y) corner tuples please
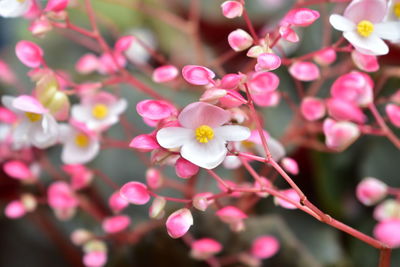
(330, 0), (400, 55)
(156, 102), (250, 169)
(1, 95), (59, 149)
(71, 92), (127, 132)
(60, 123), (100, 164)
(0, 0), (31, 18)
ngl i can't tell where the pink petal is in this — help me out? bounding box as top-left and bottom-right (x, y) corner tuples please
(178, 102), (230, 129)
(344, 0), (387, 23)
(152, 65), (179, 83)
(356, 177), (387, 206)
(191, 238), (222, 259)
(323, 118), (360, 151)
(75, 54), (99, 74)
(0, 107), (17, 123)
(3, 160), (32, 180)
(279, 26), (299, 42)
(252, 91), (280, 107)
(175, 157), (199, 179)
(248, 71), (280, 94)
(5, 200), (26, 219)
(373, 220), (400, 248)
(129, 134), (160, 152)
(386, 104), (400, 128)
(120, 181), (150, 205)
(108, 191), (129, 212)
(282, 8), (320, 27)
(83, 251), (107, 267)
(289, 61), (320, 81)
(275, 189), (300, 209)
(114, 36), (135, 52)
(228, 29), (254, 52)
(182, 65), (215, 85)
(314, 48), (337, 66)
(300, 97), (326, 121)
(351, 50), (379, 72)
(221, 1), (243, 18)
(136, 99), (175, 120)
(146, 168), (163, 189)
(251, 236), (280, 259)
(216, 206), (247, 224)
(13, 95), (47, 114)
(256, 53), (281, 71)
(102, 215), (131, 234)
(281, 157), (299, 175)
(15, 41), (44, 68)
(48, 181), (78, 209)
(326, 98), (366, 123)
(166, 208), (193, 238)
(44, 0), (69, 12)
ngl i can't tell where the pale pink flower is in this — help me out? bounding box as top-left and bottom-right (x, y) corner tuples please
(182, 65), (215, 85)
(255, 53), (281, 72)
(326, 98), (366, 124)
(97, 52), (126, 75)
(102, 215), (131, 234)
(136, 99), (175, 121)
(373, 219), (400, 248)
(62, 164), (93, 190)
(15, 40), (43, 68)
(323, 118), (360, 151)
(351, 50), (379, 72)
(193, 192), (214, 211)
(216, 206), (248, 231)
(314, 48), (337, 66)
(329, 0), (400, 55)
(275, 189), (300, 209)
(75, 54), (99, 75)
(289, 61), (320, 81)
(228, 29), (254, 52)
(191, 238), (223, 260)
(120, 181), (151, 205)
(386, 104), (400, 127)
(247, 71), (280, 94)
(156, 102), (250, 169)
(152, 65), (179, 83)
(29, 17), (53, 37)
(72, 92), (127, 132)
(356, 177), (387, 206)
(166, 208), (193, 238)
(0, 0), (31, 17)
(146, 168), (163, 189)
(300, 97), (326, 121)
(251, 235), (280, 259)
(281, 157), (299, 175)
(221, 1), (243, 19)
(282, 8), (320, 27)
(48, 181), (78, 220)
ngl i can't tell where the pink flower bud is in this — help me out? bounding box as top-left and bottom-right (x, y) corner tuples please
(323, 118), (360, 151)
(29, 18), (52, 37)
(351, 50), (379, 72)
(5, 200), (26, 219)
(3, 160), (33, 180)
(48, 181), (78, 209)
(254, 177), (272, 198)
(374, 200), (400, 221)
(386, 104), (400, 128)
(373, 220), (400, 248)
(152, 65), (179, 83)
(255, 53), (281, 71)
(45, 0), (69, 12)
(279, 26), (299, 42)
(114, 36), (135, 52)
(129, 134), (160, 152)
(108, 191), (129, 212)
(314, 48), (337, 66)
(200, 88), (227, 103)
(146, 168), (163, 189)
(220, 73), (243, 89)
(330, 71), (373, 106)
(247, 71), (279, 94)
(251, 236), (280, 259)
(97, 52), (126, 75)
(275, 189), (300, 209)
(219, 90), (246, 108)
(216, 206), (247, 224)
(120, 181), (150, 205)
(281, 157), (299, 175)
(0, 107), (17, 123)
(136, 99), (174, 120)
(221, 1), (243, 18)
(83, 251), (107, 267)
(182, 65), (215, 85)
(63, 164), (93, 190)
(71, 229), (93, 245)
(75, 54), (99, 75)
(193, 192), (214, 211)
(166, 208), (193, 238)
(356, 177), (387, 206)
(15, 41), (44, 68)
(149, 196), (166, 219)
(327, 98), (366, 124)
(228, 29), (254, 52)
(175, 157), (200, 179)
(282, 8), (320, 27)
(191, 238), (223, 260)
(289, 61), (320, 81)
(252, 91), (280, 107)
(102, 215), (131, 234)
(300, 97), (325, 121)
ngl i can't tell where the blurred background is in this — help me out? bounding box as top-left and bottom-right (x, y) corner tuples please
(1, 0), (400, 266)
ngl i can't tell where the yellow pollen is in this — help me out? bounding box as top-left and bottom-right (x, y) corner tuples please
(195, 125), (214, 143)
(241, 140), (254, 148)
(25, 112), (42, 122)
(17, 0), (26, 3)
(74, 133), (90, 148)
(394, 3), (400, 18)
(91, 104), (109, 119)
(357, 20), (374, 37)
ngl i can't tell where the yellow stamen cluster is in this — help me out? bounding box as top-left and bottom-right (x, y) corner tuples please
(74, 133), (90, 147)
(25, 112), (42, 122)
(357, 20), (374, 37)
(195, 125), (214, 143)
(17, 0), (26, 3)
(394, 3), (400, 18)
(91, 104), (109, 119)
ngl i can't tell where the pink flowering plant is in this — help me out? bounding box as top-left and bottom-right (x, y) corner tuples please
(1, 0), (400, 266)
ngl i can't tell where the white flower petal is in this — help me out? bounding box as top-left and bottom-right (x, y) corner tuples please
(375, 22), (400, 41)
(110, 99), (128, 115)
(30, 114), (59, 148)
(1, 95), (18, 113)
(71, 105), (92, 123)
(254, 137), (286, 161)
(61, 139), (100, 164)
(329, 14), (355, 32)
(156, 127), (192, 149)
(180, 137), (227, 169)
(214, 125), (251, 142)
(223, 155), (242, 169)
(343, 31), (388, 55)
(0, 0), (30, 18)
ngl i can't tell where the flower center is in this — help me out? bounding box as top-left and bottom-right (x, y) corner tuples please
(74, 133), (90, 147)
(91, 104), (109, 119)
(25, 112), (42, 122)
(195, 125), (214, 143)
(17, 0), (26, 3)
(394, 3), (400, 18)
(357, 20), (374, 37)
